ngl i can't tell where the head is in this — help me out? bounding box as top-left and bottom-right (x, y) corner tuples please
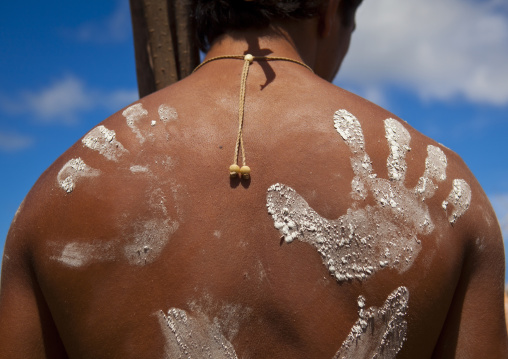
(314, 0), (363, 80)
(193, 0), (363, 52)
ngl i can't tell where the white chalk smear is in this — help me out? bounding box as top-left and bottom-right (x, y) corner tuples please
(123, 103), (148, 143)
(334, 109), (366, 154)
(442, 179), (472, 224)
(334, 109), (373, 200)
(121, 164), (181, 265)
(158, 308), (238, 359)
(51, 217), (178, 267)
(384, 118), (411, 182)
(52, 241), (115, 267)
(123, 187), (178, 265)
(130, 165), (149, 173)
(124, 217), (179, 266)
(187, 296), (251, 344)
(50, 217), (178, 268)
(267, 183), (425, 282)
(333, 286), (408, 359)
(158, 104), (178, 123)
(57, 158), (100, 193)
(268, 110), (470, 282)
(423, 145), (447, 182)
(415, 145), (447, 199)
(82, 125), (128, 162)
(257, 260), (268, 282)
(149, 187), (169, 216)
(51, 148), (182, 267)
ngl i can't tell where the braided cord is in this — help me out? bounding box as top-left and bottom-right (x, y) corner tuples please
(192, 55), (313, 74)
(192, 54), (313, 178)
(192, 55), (244, 73)
(236, 57), (251, 166)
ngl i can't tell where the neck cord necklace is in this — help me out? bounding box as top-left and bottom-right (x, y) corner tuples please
(192, 54), (313, 179)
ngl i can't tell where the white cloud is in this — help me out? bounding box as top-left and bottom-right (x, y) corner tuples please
(338, 0), (508, 106)
(102, 89), (140, 111)
(74, 0), (131, 43)
(0, 131), (34, 152)
(24, 76), (93, 124)
(0, 75), (138, 125)
(363, 85), (390, 108)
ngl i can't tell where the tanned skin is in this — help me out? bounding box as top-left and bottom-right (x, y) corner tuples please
(0, 1), (506, 357)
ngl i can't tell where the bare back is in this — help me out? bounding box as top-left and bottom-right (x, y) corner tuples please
(1, 58), (506, 358)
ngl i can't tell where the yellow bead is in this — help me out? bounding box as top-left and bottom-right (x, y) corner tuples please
(229, 164), (240, 178)
(240, 166), (251, 179)
(244, 54), (254, 63)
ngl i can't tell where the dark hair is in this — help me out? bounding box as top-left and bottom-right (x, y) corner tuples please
(193, 0), (361, 51)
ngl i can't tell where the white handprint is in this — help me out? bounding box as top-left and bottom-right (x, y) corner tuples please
(266, 110), (471, 282)
(52, 103), (181, 267)
(333, 286), (408, 359)
(158, 308), (238, 359)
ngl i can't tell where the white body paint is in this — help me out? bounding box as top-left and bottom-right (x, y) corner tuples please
(333, 286), (409, 359)
(51, 101), (184, 266)
(384, 118), (411, 182)
(81, 125), (128, 162)
(186, 297), (251, 344)
(267, 110), (471, 282)
(124, 218), (179, 265)
(267, 184), (422, 281)
(156, 289), (407, 359)
(52, 242), (115, 267)
(52, 111), (181, 266)
(334, 109), (373, 200)
(158, 308), (238, 359)
(158, 104), (178, 123)
(51, 214), (179, 267)
(158, 298), (251, 359)
(129, 165), (149, 173)
(57, 158), (100, 193)
(443, 179), (472, 224)
(415, 145), (447, 199)
(123, 103), (148, 143)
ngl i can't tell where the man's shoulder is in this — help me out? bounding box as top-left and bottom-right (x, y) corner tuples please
(306, 87), (491, 243)
(7, 96), (182, 253)
(329, 87), (473, 174)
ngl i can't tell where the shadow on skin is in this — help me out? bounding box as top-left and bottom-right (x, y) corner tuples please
(245, 37), (274, 90)
(229, 176), (251, 189)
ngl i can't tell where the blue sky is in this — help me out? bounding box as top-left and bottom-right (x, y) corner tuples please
(1, 0), (507, 279)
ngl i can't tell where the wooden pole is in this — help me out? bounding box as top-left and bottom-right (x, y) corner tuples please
(129, 0), (199, 98)
(170, 0), (199, 78)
